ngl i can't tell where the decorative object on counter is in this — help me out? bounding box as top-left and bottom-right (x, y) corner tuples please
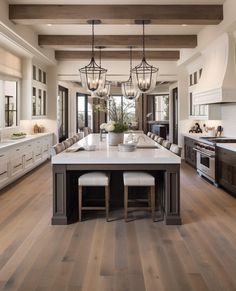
(118, 143), (136, 152)
(39, 124), (44, 133)
(206, 127), (215, 137)
(108, 131), (124, 146)
(189, 122), (202, 133)
(11, 132), (27, 139)
(96, 97), (131, 145)
(216, 125), (223, 137)
(33, 124), (40, 133)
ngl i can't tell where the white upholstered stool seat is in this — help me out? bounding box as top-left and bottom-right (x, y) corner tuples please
(78, 172), (110, 222)
(123, 171), (156, 222)
(123, 172), (155, 186)
(78, 172), (109, 186)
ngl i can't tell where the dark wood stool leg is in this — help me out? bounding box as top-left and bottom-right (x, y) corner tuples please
(124, 186), (128, 222)
(151, 186), (155, 222)
(78, 186), (83, 222)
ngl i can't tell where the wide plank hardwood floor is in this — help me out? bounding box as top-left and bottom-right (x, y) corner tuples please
(0, 161), (236, 291)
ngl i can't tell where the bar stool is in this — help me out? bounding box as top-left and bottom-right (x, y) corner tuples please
(123, 172), (156, 222)
(78, 172), (110, 221)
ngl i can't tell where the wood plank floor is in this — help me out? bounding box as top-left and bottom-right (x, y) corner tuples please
(0, 161), (236, 291)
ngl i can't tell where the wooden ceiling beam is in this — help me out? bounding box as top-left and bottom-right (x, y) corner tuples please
(39, 35), (197, 49)
(9, 5), (223, 25)
(55, 50), (180, 61)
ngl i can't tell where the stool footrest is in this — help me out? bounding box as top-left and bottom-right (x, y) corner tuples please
(127, 207), (152, 211)
(81, 206), (106, 210)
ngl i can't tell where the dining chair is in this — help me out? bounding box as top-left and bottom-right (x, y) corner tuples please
(170, 144), (182, 157)
(162, 140), (171, 149)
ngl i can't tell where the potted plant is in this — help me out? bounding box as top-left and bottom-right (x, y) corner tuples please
(94, 97), (131, 145)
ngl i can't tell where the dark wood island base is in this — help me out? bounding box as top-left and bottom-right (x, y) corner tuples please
(52, 163), (181, 225)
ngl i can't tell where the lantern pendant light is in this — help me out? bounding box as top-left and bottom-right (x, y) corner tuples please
(132, 20), (158, 93)
(121, 46), (140, 100)
(79, 20), (107, 93)
(94, 46), (111, 99)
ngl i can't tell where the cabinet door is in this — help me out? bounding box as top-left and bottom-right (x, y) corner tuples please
(10, 146), (24, 176)
(216, 147), (236, 196)
(41, 137), (50, 158)
(0, 152), (9, 184)
(184, 137), (196, 168)
(23, 143), (34, 168)
(34, 140), (42, 161)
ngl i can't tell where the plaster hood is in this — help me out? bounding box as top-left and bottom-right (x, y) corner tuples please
(193, 33), (236, 105)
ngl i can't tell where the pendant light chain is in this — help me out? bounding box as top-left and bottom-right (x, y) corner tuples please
(130, 46), (132, 74)
(92, 20), (95, 58)
(142, 21), (145, 59)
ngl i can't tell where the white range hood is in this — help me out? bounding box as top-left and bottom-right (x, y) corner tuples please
(193, 33), (236, 105)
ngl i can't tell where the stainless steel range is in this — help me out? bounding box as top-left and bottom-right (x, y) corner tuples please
(193, 137), (236, 186)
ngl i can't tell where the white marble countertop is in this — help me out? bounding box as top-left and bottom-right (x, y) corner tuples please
(217, 143), (236, 153)
(52, 133), (181, 165)
(0, 132), (53, 151)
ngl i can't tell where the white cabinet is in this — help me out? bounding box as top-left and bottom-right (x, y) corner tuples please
(23, 143), (34, 169)
(0, 151), (9, 187)
(0, 133), (53, 190)
(10, 145), (24, 176)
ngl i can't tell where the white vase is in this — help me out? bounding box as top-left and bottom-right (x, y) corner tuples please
(108, 132), (124, 146)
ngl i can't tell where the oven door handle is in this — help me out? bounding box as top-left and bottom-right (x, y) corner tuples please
(193, 148), (215, 158)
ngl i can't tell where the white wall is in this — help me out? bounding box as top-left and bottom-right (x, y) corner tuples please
(221, 104), (236, 137)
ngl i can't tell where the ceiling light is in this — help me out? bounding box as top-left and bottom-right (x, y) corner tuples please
(132, 20), (158, 93)
(79, 20), (107, 94)
(94, 46), (111, 99)
(121, 46), (140, 100)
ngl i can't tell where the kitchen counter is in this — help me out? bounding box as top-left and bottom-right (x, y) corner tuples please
(217, 143), (236, 152)
(52, 134), (181, 165)
(0, 133), (53, 150)
(51, 133), (181, 226)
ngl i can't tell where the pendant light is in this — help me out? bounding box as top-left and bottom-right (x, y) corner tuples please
(121, 46), (140, 100)
(79, 20), (107, 93)
(132, 20), (158, 93)
(94, 46), (111, 99)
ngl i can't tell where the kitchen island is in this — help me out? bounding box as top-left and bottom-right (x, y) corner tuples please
(51, 134), (181, 225)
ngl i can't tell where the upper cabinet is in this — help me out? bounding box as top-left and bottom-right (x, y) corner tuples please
(193, 33), (236, 105)
(32, 64), (47, 117)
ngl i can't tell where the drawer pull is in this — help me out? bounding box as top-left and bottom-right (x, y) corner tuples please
(35, 154), (41, 157)
(26, 158), (33, 161)
(0, 155), (5, 158)
(14, 163), (22, 168)
(16, 149), (20, 151)
(0, 171), (7, 176)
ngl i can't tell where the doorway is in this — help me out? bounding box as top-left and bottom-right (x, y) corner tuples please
(172, 87), (178, 144)
(58, 85), (68, 142)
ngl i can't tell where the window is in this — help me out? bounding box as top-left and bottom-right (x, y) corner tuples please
(76, 93), (93, 131)
(108, 95), (136, 125)
(43, 72), (46, 84)
(154, 95), (169, 121)
(3, 81), (18, 127)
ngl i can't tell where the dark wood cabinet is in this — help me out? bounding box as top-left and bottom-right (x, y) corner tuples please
(216, 147), (236, 197)
(184, 137), (197, 168)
